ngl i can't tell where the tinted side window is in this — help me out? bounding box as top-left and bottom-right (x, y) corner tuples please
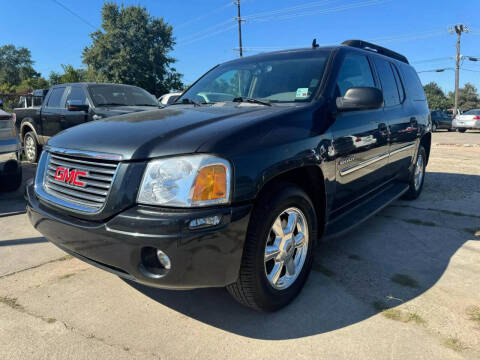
(400, 64), (426, 101)
(46, 88), (65, 108)
(336, 55), (375, 97)
(66, 87), (87, 106)
(391, 64), (405, 103)
(374, 58), (400, 106)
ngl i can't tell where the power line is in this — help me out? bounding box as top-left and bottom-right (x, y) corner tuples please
(412, 57), (454, 64)
(174, 1), (233, 30)
(177, 19), (234, 44)
(246, 0), (390, 23)
(243, 0), (333, 20)
(417, 68), (454, 73)
(462, 68), (480, 73)
(50, 0), (97, 30)
(178, 24), (238, 47)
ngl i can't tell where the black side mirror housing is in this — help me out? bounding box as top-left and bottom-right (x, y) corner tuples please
(336, 87), (383, 112)
(67, 100), (89, 112)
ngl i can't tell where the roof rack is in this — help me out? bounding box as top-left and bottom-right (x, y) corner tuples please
(341, 40), (409, 64)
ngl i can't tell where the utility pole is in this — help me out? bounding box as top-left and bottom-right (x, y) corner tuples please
(450, 25), (469, 115)
(234, 0), (243, 57)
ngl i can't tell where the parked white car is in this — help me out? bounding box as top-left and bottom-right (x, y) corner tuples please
(158, 92), (182, 105)
(452, 109), (480, 132)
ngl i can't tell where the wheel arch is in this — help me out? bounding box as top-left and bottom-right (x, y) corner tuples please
(20, 120), (38, 144)
(253, 165), (327, 240)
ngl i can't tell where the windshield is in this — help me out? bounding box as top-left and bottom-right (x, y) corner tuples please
(464, 109), (480, 115)
(179, 51), (330, 104)
(88, 84), (158, 107)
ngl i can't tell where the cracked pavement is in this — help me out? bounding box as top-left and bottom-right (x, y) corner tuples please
(0, 132), (479, 360)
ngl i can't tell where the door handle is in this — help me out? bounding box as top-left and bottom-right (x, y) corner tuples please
(60, 115), (66, 120)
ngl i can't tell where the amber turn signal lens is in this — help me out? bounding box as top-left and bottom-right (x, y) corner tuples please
(192, 165), (227, 202)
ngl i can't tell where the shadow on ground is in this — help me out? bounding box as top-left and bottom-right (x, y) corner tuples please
(0, 237), (48, 247)
(126, 171), (480, 340)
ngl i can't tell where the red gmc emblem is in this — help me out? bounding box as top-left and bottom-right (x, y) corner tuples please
(54, 167), (87, 187)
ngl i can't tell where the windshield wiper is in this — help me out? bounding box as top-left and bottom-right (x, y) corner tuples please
(232, 97), (272, 107)
(171, 98), (201, 107)
(134, 103), (160, 107)
(98, 103), (125, 107)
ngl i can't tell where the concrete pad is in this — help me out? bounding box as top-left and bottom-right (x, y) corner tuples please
(0, 132), (479, 359)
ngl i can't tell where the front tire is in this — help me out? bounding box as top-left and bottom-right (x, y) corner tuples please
(23, 132), (39, 163)
(432, 122), (437, 132)
(402, 145), (426, 200)
(227, 183), (317, 312)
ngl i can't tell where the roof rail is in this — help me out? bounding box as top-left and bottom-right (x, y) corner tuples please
(341, 40), (409, 64)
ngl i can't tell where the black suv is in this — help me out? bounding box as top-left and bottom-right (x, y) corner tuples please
(26, 40), (431, 311)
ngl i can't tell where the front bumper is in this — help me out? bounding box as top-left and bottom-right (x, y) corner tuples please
(26, 182), (252, 289)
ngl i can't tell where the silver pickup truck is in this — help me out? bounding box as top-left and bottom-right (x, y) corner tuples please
(0, 108), (22, 192)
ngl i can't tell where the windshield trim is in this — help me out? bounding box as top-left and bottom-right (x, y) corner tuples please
(177, 50), (333, 106)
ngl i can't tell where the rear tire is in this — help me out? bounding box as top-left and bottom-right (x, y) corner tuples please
(227, 183), (317, 312)
(402, 145), (426, 200)
(458, 128), (467, 133)
(23, 132), (38, 163)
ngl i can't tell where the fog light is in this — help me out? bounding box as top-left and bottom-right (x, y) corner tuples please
(156, 249), (171, 270)
(140, 247), (171, 278)
(189, 215), (222, 229)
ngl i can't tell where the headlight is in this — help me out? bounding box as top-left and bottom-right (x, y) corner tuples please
(137, 154), (231, 207)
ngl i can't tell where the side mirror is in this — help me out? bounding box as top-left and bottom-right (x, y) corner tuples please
(67, 100), (89, 112)
(0, 99), (3, 109)
(336, 87), (383, 112)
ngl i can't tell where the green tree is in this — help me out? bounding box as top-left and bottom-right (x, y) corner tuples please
(49, 64), (87, 85)
(15, 76), (49, 93)
(448, 83), (480, 111)
(82, 3), (183, 96)
(424, 82), (449, 110)
(0, 45), (39, 86)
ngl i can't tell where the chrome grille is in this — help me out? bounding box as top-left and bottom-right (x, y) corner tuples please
(43, 151), (119, 211)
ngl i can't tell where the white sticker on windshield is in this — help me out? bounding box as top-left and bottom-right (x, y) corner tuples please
(296, 88), (309, 98)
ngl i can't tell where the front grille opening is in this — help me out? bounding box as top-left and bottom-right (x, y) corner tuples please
(43, 151), (120, 212)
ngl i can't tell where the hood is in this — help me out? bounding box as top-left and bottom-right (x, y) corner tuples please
(47, 104), (290, 160)
(94, 105), (159, 117)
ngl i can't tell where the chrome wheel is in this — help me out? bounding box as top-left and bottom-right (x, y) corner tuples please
(432, 123), (437, 132)
(264, 207), (309, 290)
(413, 153), (424, 191)
(24, 135), (36, 162)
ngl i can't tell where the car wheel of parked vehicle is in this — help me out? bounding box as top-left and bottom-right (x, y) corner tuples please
(458, 128), (467, 133)
(23, 132), (38, 163)
(227, 183), (317, 312)
(402, 145), (426, 200)
(432, 122), (437, 132)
